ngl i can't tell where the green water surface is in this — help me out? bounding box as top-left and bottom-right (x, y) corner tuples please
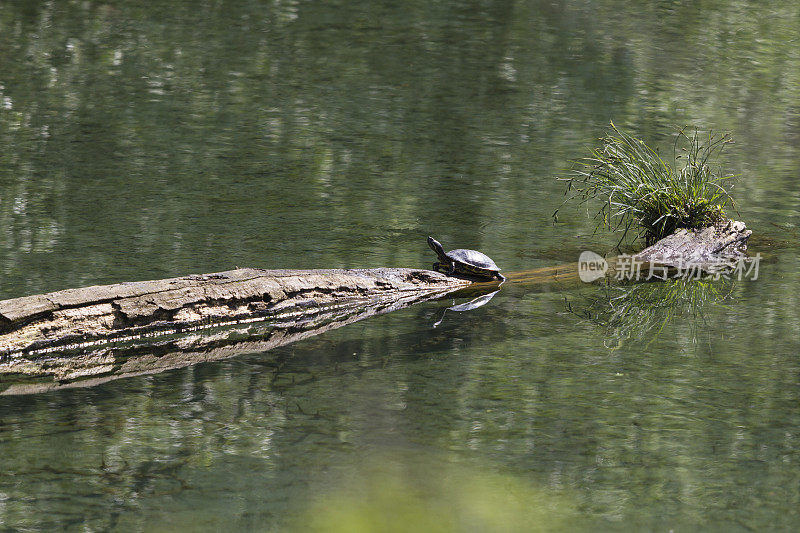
(1, 1), (800, 530)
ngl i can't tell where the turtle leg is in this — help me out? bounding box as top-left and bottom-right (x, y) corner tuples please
(433, 261), (456, 277)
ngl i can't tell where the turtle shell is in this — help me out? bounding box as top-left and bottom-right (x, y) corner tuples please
(446, 249), (501, 273)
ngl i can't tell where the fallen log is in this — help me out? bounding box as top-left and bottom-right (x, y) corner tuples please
(0, 219), (756, 390)
(0, 268), (470, 356)
(0, 220), (754, 356)
(1, 280), (471, 395)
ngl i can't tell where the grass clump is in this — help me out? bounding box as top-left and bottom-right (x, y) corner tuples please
(558, 123), (735, 244)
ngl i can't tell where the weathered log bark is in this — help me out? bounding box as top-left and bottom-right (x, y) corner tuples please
(0, 268), (470, 356)
(1, 280), (475, 395)
(634, 219), (752, 268)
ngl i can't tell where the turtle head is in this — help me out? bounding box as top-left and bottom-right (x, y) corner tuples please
(427, 236), (448, 261)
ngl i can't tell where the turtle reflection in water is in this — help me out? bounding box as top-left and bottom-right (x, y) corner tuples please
(433, 290), (500, 328)
(427, 236), (505, 282)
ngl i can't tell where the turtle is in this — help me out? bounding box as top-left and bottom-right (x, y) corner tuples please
(427, 236), (505, 282)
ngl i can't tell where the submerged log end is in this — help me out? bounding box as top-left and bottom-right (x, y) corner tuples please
(635, 219), (752, 267)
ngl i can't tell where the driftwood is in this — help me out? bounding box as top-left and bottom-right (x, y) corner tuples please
(0, 221), (754, 355)
(635, 219), (752, 268)
(1, 280), (494, 395)
(0, 268), (470, 357)
(0, 220), (755, 391)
